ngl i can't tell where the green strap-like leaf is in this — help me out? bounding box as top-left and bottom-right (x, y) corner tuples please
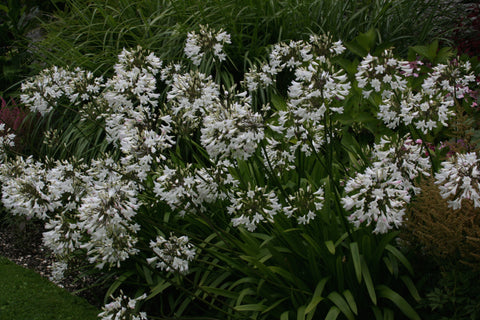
(385, 244), (413, 274)
(343, 290), (358, 315)
(350, 242), (362, 283)
(297, 305), (306, 320)
(361, 257), (377, 305)
(305, 277), (329, 314)
(234, 303), (268, 312)
(325, 306), (341, 320)
(376, 285), (421, 320)
(325, 240), (336, 255)
(400, 275), (421, 302)
(327, 292), (355, 320)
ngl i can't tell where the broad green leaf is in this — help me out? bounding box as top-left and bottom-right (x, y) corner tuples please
(361, 257), (377, 305)
(234, 303), (268, 312)
(385, 244), (413, 274)
(343, 290), (358, 315)
(350, 242), (362, 283)
(271, 93), (287, 111)
(281, 311), (290, 320)
(325, 240), (336, 255)
(200, 286), (239, 299)
(377, 285), (421, 320)
(297, 305), (306, 320)
(327, 291), (355, 320)
(325, 306), (341, 320)
(401, 275), (421, 302)
(305, 277), (329, 314)
(356, 28), (377, 52)
(146, 279), (171, 300)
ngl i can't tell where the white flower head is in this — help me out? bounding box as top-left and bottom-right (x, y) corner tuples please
(184, 25), (231, 66)
(435, 152), (480, 209)
(98, 291), (148, 320)
(147, 234), (196, 274)
(342, 163), (411, 234)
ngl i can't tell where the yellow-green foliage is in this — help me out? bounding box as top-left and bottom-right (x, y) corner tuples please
(403, 177), (480, 270)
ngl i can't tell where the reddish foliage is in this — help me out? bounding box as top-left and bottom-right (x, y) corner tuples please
(453, 3), (480, 57)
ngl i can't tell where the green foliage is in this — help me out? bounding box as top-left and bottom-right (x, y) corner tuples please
(417, 267), (480, 320)
(34, 0), (460, 77)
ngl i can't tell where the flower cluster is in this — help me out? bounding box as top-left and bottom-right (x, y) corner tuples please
(153, 162), (238, 216)
(435, 152), (480, 209)
(98, 291), (148, 320)
(20, 66), (103, 115)
(0, 123), (15, 162)
(165, 70), (220, 133)
(201, 93), (265, 161)
(342, 135), (431, 233)
(284, 185), (325, 225)
(102, 47), (173, 180)
(147, 234), (196, 273)
(227, 185), (283, 231)
(184, 24), (231, 66)
(356, 51), (477, 133)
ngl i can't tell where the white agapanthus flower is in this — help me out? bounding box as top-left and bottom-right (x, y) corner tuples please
(201, 94), (264, 161)
(0, 123), (15, 163)
(77, 159), (141, 269)
(227, 185), (282, 231)
(184, 25), (231, 66)
(98, 291), (148, 320)
(0, 156), (52, 220)
(372, 135), (431, 193)
(49, 260), (68, 285)
(342, 163), (410, 234)
(283, 185), (324, 225)
(20, 66), (103, 115)
(435, 152), (480, 209)
(147, 234), (196, 274)
(166, 70), (221, 132)
(153, 163), (239, 216)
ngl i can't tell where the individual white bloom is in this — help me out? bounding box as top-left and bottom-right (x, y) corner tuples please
(166, 70), (220, 133)
(342, 163), (411, 234)
(147, 234), (196, 274)
(372, 135), (431, 193)
(201, 95), (264, 161)
(98, 291), (148, 320)
(184, 25), (231, 66)
(0, 123), (15, 162)
(435, 152), (480, 209)
(20, 66), (103, 115)
(227, 185), (282, 231)
(77, 159), (141, 269)
(0, 156), (53, 220)
(49, 260), (68, 284)
(283, 185), (324, 224)
(355, 50), (414, 101)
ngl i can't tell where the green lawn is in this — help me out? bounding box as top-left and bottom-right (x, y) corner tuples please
(0, 256), (99, 320)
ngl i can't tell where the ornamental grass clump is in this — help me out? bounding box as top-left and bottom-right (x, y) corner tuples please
(1, 24), (479, 319)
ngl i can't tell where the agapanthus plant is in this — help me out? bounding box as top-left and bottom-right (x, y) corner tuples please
(1, 25), (479, 320)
